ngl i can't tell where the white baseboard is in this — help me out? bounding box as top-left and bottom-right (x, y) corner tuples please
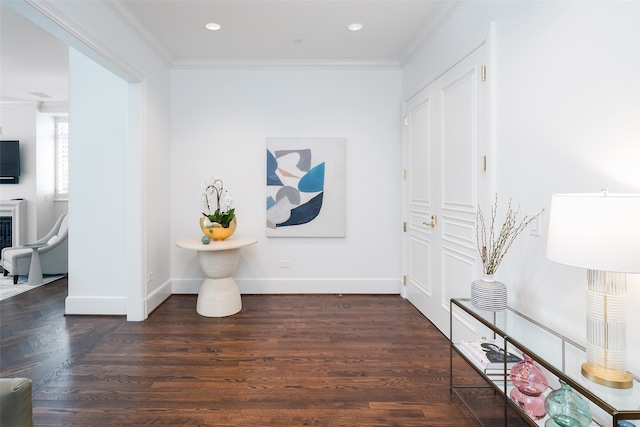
(65, 280), (171, 318)
(64, 279), (402, 317)
(65, 295), (128, 315)
(172, 278), (402, 295)
(147, 279), (172, 314)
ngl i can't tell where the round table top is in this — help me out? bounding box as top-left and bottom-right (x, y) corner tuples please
(23, 243), (48, 248)
(175, 236), (257, 251)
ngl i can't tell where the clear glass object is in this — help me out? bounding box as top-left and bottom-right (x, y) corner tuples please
(544, 379), (592, 427)
(509, 354), (549, 419)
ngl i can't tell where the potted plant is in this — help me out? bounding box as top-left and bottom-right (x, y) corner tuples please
(200, 178), (236, 241)
(472, 195), (543, 310)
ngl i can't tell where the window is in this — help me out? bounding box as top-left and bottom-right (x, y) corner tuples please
(55, 118), (69, 200)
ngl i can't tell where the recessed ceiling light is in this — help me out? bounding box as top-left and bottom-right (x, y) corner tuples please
(347, 23), (364, 32)
(205, 22), (221, 31)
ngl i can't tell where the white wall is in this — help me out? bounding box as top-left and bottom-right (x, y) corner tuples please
(142, 73), (173, 314)
(403, 0), (640, 377)
(64, 48), (128, 314)
(0, 103), (65, 239)
(0, 103), (38, 240)
(38, 104), (70, 230)
(171, 67), (403, 294)
(10, 0), (173, 319)
(35, 111), (55, 236)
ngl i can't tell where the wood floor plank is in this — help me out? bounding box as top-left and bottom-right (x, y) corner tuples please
(1, 278), (528, 426)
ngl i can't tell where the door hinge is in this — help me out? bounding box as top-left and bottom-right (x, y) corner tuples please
(403, 169), (407, 180)
(482, 155), (487, 172)
(403, 275), (407, 286)
(403, 115), (408, 126)
(403, 222), (407, 232)
(481, 65), (487, 81)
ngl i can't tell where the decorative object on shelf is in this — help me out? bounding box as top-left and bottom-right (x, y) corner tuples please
(200, 217), (236, 241)
(201, 235), (211, 245)
(547, 191), (640, 389)
(544, 379), (592, 427)
(201, 178), (236, 241)
(458, 339), (523, 371)
(470, 275), (507, 311)
(451, 298), (639, 427)
(509, 353), (549, 420)
(473, 195), (543, 310)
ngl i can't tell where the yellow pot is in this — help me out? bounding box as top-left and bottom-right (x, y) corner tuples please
(200, 216), (237, 241)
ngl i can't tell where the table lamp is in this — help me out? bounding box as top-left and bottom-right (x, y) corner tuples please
(546, 192), (640, 389)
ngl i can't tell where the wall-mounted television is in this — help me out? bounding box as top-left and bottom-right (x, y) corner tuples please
(0, 140), (21, 184)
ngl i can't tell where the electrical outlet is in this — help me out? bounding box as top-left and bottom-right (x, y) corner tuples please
(147, 272), (154, 283)
(279, 261), (290, 269)
(530, 215), (541, 237)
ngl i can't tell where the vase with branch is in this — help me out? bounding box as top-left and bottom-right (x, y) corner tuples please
(471, 195), (544, 310)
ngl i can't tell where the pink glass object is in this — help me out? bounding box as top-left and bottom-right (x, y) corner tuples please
(510, 387), (547, 420)
(509, 354), (549, 420)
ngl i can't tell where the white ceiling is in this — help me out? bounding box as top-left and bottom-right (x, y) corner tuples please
(1, 0), (450, 103)
(0, 4), (69, 103)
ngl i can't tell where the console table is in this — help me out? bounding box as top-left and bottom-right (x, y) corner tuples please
(176, 236), (256, 317)
(450, 298), (640, 427)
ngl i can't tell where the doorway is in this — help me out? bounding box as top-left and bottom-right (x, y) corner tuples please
(402, 44), (490, 335)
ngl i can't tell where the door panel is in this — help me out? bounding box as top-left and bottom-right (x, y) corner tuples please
(408, 98), (432, 211)
(409, 236), (431, 297)
(404, 44), (488, 335)
(404, 85), (438, 319)
(442, 68), (477, 205)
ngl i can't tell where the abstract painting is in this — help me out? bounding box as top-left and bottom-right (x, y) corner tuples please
(266, 137), (346, 237)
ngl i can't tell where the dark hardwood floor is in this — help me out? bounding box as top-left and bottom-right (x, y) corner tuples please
(1, 277), (527, 426)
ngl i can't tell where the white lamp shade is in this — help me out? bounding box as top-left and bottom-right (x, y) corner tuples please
(546, 193), (640, 273)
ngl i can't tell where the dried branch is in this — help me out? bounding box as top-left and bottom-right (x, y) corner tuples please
(476, 195), (544, 275)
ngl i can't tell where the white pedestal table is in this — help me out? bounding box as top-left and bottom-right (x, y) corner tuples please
(23, 243), (47, 286)
(175, 236), (256, 317)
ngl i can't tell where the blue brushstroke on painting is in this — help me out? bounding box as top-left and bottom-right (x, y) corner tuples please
(277, 193), (323, 227)
(266, 150), (283, 186)
(266, 196), (276, 209)
(298, 162), (324, 193)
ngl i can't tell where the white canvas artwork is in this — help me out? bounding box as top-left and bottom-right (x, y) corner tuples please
(266, 137), (346, 237)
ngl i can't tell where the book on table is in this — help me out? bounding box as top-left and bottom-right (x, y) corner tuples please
(458, 339), (523, 373)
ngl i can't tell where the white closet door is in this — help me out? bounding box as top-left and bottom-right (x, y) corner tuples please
(403, 45), (489, 335)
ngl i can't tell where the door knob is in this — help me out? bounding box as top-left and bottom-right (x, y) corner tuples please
(423, 215), (437, 228)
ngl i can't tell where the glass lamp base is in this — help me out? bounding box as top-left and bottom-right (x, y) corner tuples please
(581, 362), (633, 389)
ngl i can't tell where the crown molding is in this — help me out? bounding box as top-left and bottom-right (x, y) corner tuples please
(105, 0), (173, 65)
(172, 59), (401, 71)
(19, 0), (145, 83)
(399, 0), (462, 67)
(0, 100), (39, 106)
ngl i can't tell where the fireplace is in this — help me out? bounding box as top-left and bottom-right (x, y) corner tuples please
(0, 216), (11, 252)
(0, 200), (26, 257)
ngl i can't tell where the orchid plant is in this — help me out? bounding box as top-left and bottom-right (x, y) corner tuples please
(202, 178), (235, 228)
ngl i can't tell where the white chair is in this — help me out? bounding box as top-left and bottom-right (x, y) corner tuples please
(2, 213), (68, 284)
